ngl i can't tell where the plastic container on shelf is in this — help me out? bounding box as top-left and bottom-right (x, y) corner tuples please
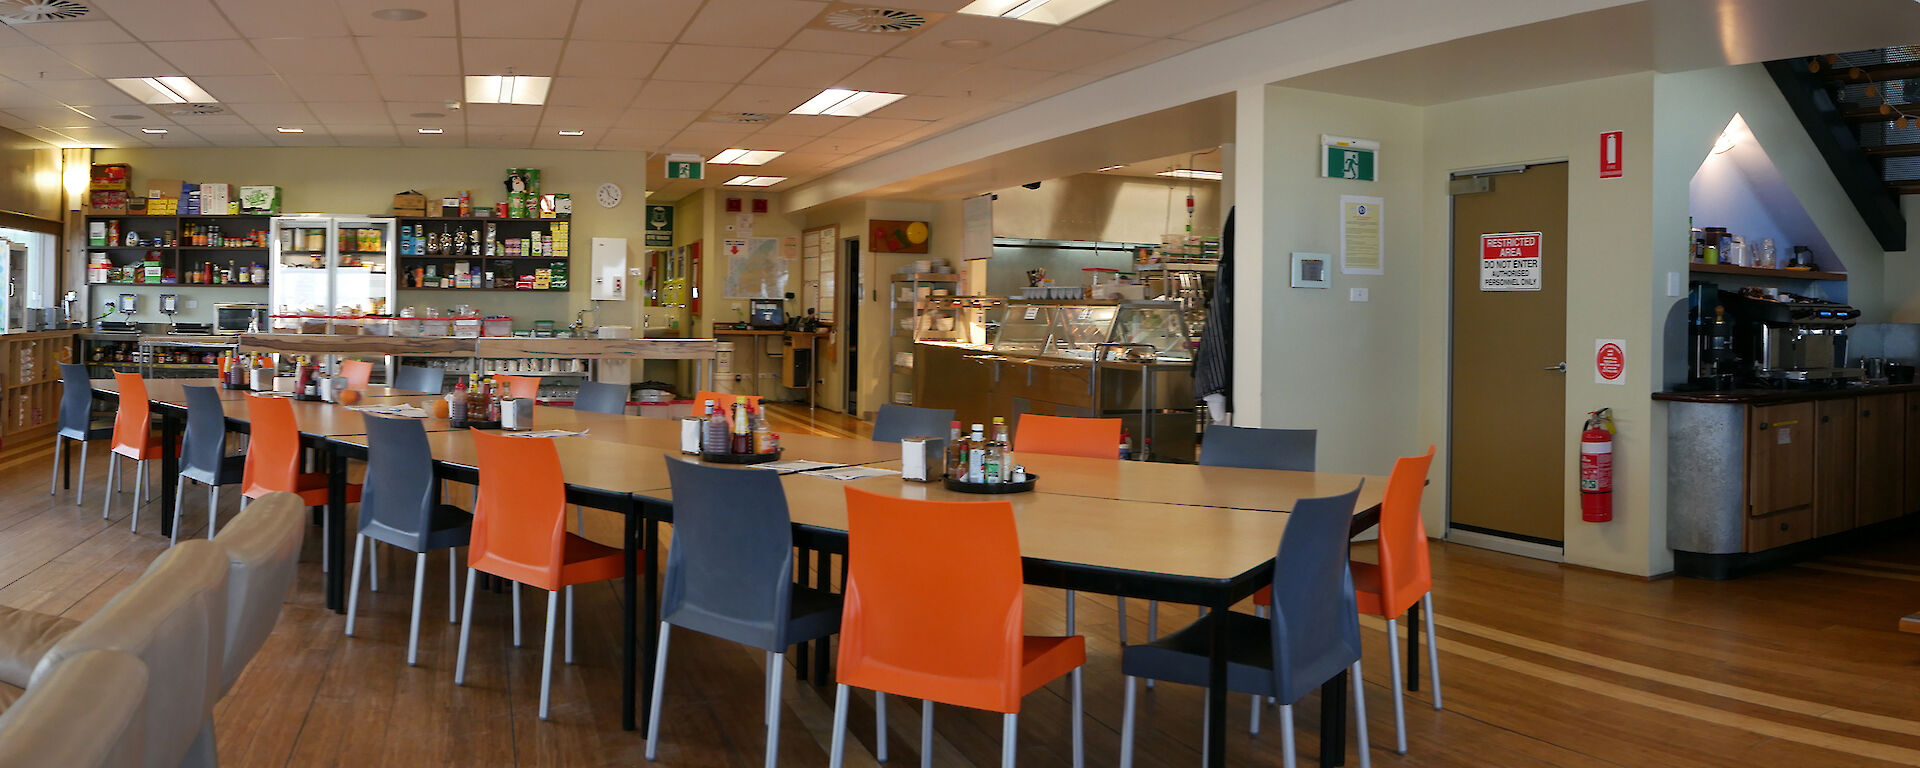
(332, 316), (364, 336)
(482, 316), (513, 337)
(391, 317), (424, 337)
(361, 317), (393, 337)
(270, 314), (302, 334)
(421, 318), (452, 337)
(451, 316), (482, 338)
(299, 314), (331, 335)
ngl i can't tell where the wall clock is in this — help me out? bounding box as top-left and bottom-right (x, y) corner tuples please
(597, 182), (622, 209)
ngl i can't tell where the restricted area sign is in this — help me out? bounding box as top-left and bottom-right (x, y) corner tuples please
(1479, 231), (1543, 291)
(1595, 339), (1627, 385)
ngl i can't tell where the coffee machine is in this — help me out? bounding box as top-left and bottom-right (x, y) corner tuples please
(1719, 288), (1861, 382)
(1685, 282), (1738, 389)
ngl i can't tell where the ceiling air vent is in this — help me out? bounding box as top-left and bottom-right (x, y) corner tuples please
(0, 0), (88, 24)
(704, 111), (771, 124)
(162, 103), (226, 117)
(825, 7), (927, 33)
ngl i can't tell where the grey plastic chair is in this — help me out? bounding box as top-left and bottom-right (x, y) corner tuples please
(171, 386), (246, 545)
(393, 365), (446, 394)
(869, 403), (956, 443)
(52, 363), (112, 506)
(345, 415), (473, 665)
(647, 457), (842, 767)
(1117, 485), (1371, 768)
(573, 380), (628, 415)
(1200, 425), (1317, 472)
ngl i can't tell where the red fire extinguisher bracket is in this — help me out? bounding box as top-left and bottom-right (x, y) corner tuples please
(1580, 408), (1614, 523)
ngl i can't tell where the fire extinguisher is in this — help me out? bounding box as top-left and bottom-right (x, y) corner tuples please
(1581, 408), (1614, 523)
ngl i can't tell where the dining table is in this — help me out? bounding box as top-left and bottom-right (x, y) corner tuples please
(93, 377), (1391, 767)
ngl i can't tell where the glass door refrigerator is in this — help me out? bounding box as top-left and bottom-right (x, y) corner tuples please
(331, 216), (395, 322)
(271, 215), (334, 328)
(271, 215), (396, 333)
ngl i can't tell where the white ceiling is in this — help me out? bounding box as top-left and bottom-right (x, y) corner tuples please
(0, 0), (1347, 196)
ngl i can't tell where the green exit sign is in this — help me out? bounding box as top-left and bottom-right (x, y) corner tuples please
(1320, 135), (1379, 181)
(664, 159), (703, 180)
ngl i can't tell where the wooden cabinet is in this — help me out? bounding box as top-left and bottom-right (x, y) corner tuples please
(1747, 507), (1817, 552)
(1906, 393), (1920, 516)
(1814, 399), (1856, 536)
(1854, 393), (1906, 526)
(0, 330), (75, 439)
(1746, 402), (1814, 518)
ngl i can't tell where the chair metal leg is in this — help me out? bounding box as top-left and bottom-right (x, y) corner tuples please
(345, 535), (367, 637)
(875, 691), (888, 762)
(1279, 703), (1296, 768)
(1352, 660), (1373, 768)
(171, 477), (187, 545)
(49, 436), (62, 495)
(102, 454), (117, 520)
(1069, 667), (1083, 768)
(512, 582), (524, 647)
(407, 552), (427, 666)
(369, 541), (380, 592)
(207, 485), (220, 539)
(448, 548), (459, 622)
(76, 440), (89, 506)
(130, 458), (144, 532)
(644, 623), (672, 761)
(454, 568), (479, 685)
(1250, 691), (1261, 733)
(565, 584), (575, 664)
(1000, 713), (1017, 768)
(1119, 676), (1137, 768)
(920, 700), (934, 768)
(1201, 695), (1210, 767)
(827, 684), (850, 768)
(1064, 590), (1075, 634)
(538, 589), (559, 720)
(1385, 618), (1406, 754)
(1117, 597), (1128, 645)
(1423, 592), (1443, 710)
(765, 654), (777, 726)
(765, 650), (784, 768)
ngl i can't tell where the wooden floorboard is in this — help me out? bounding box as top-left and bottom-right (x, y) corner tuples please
(3, 409), (1920, 766)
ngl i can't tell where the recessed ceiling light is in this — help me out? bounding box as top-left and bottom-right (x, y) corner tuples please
(955, 0), (1114, 24)
(276, 126), (304, 133)
(106, 76), (216, 105)
(140, 128), (168, 134)
(1095, 164), (1126, 172)
(409, 111), (443, 119)
(941, 38), (989, 49)
(557, 129), (585, 136)
(1156, 169), (1222, 181)
(464, 75), (550, 106)
(724, 175), (788, 187)
(371, 8), (427, 21)
(709, 148), (785, 165)
(790, 88), (905, 117)
(417, 127), (443, 134)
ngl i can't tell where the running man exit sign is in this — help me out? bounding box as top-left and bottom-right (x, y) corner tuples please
(1321, 134), (1379, 181)
(664, 154), (704, 180)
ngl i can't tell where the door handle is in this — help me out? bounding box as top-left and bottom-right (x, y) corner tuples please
(1544, 362), (1567, 373)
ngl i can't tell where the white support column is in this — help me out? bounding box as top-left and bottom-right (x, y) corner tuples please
(1230, 86), (1269, 428)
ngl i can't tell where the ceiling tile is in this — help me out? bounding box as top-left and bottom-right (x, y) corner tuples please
(313, 102), (391, 125)
(0, 82), (64, 109)
(758, 114), (841, 136)
(837, 56), (958, 94)
(185, 125), (269, 144)
(724, 133), (813, 151)
(1175, 0), (1344, 43)
(467, 125), (537, 147)
(229, 102), (317, 124)
(338, 0), (460, 36)
(14, 21), (134, 46)
(651, 45), (773, 83)
(556, 40), (667, 78)
(618, 108), (700, 132)
(357, 37), (460, 75)
(742, 49), (869, 89)
(463, 38), (566, 76)
(163, 110), (247, 126)
(87, 0), (240, 42)
(400, 126), (465, 146)
(385, 101), (460, 122)
(0, 25), (33, 47)
(269, 130), (340, 147)
(826, 117), (925, 141)
(373, 75), (461, 102)
(785, 29), (908, 57)
(282, 74), (378, 102)
(595, 127), (676, 150)
(795, 135), (873, 156)
(886, 14), (1049, 63)
(151, 40), (275, 76)
(23, 78), (139, 106)
(1068, 0), (1259, 37)
(861, 95), (971, 121)
(1001, 71), (1098, 103)
(4, 106), (100, 128)
(573, 0), (701, 42)
(1072, 37), (1199, 78)
(256, 38), (367, 75)
(537, 105), (623, 128)
(0, 47), (95, 79)
(546, 77), (643, 108)
(673, 122), (761, 140)
(922, 66), (1057, 100)
(658, 132), (734, 155)
(995, 28), (1151, 71)
(634, 80), (721, 111)
(211, 0), (351, 38)
(327, 123), (402, 140)
(456, 0), (578, 39)
(714, 84), (824, 115)
(678, 0), (823, 48)
(461, 103), (544, 126)
(46, 43), (173, 77)
(50, 126), (139, 146)
(192, 75), (297, 102)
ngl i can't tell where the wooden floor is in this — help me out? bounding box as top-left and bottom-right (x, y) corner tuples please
(5, 405), (1920, 767)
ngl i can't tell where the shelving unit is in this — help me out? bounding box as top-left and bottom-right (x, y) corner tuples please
(1689, 263), (1846, 281)
(83, 214), (276, 286)
(3, 331), (74, 437)
(395, 216), (570, 292)
(888, 273), (965, 405)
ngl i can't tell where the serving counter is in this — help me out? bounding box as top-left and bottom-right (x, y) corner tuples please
(234, 334), (721, 392)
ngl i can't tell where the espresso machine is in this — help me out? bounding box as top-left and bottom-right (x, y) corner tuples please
(1719, 287), (1861, 383)
(1685, 282), (1738, 389)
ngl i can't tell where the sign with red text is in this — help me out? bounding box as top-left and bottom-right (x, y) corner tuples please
(1599, 130), (1623, 179)
(1479, 231), (1543, 291)
(1595, 339), (1626, 384)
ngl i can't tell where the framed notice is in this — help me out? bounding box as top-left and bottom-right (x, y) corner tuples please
(1339, 195), (1383, 275)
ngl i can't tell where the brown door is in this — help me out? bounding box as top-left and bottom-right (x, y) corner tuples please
(1814, 398), (1857, 536)
(1448, 162), (1569, 545)
(1747, 402), (1814, 518)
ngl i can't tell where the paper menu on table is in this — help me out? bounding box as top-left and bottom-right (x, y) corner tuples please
(502, 429), (587, 438)
(346, 404), (430, 417)
(758, 459), (848, 473)
(800, 467), (901, 481)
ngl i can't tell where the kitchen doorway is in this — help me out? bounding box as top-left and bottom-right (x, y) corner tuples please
(842, 236), (861, 415)
(1447, 161), (1569, 558)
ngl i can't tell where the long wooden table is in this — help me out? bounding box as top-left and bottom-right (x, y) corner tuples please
(94, 377), (1389, 767)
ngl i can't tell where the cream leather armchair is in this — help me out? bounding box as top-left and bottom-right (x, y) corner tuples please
(0, 649), (147, 768)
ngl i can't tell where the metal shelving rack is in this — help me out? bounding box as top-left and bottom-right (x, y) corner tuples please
(887, 273), (963, 405)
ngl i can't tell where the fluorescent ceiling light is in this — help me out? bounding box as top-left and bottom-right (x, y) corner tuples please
(724, 175), (788, 187)
(790, 88), (904, 117)
(107, 76), (216, 105)
(557, 129), (585, 136)
(140, 128), (168, 134)
(709, 148), (785, 165)
(1156, 169), (1222, 180)
(1095, 164), (1126, 172)
(276, 126), (304, 133)
(464, 75), (551, 106)
(955, 0), (1114, 24)
(417, 127), (443, 134)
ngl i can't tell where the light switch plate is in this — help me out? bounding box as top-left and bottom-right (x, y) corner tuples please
(1667, 271), (1683, 297)
(186, 299), (198, 309)
(1349, 287), (1369, 302)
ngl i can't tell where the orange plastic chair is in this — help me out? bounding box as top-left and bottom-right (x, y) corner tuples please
(692, 390), (762, 414)
(337, 360), (373, 390)
(454, 429), (632, 721)
(105, 372), (165, 528)
(239, 395), (363, 507)
(1356, 445), (1439, 754)
(497, 375), (541, 400)
(827, 487), (1084, 768)
(1012, 414), (1120, 460)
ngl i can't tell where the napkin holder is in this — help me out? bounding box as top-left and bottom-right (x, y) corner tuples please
(900, 436), (945, 482)
(500, 397), (534, 431)
(679, 418), (703, 454)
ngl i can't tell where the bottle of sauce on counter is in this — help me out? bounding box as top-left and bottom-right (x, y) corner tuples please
(1118, 427), (1132, 461)
(945, 420), (963, 479)
(966, 424), (987, 483)
(702, 400), (728, 454)
(751, 404), (774, 453)
(449, 377), (469, 427)
(991, 417), (1013, 482)
(730, 401), (751, 454)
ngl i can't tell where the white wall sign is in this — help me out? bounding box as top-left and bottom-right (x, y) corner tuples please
(1338, 195), (1383, 275)
(1478, 231), (1542, 291)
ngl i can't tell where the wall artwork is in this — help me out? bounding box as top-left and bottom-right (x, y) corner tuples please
(870, 219), (931, 254)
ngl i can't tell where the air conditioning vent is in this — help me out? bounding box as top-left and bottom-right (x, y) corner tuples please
(0, 0), (88, 24)
(162, 103), (226, 117)
(825, 7), (926, 33)
(704, 111), (772, 124)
